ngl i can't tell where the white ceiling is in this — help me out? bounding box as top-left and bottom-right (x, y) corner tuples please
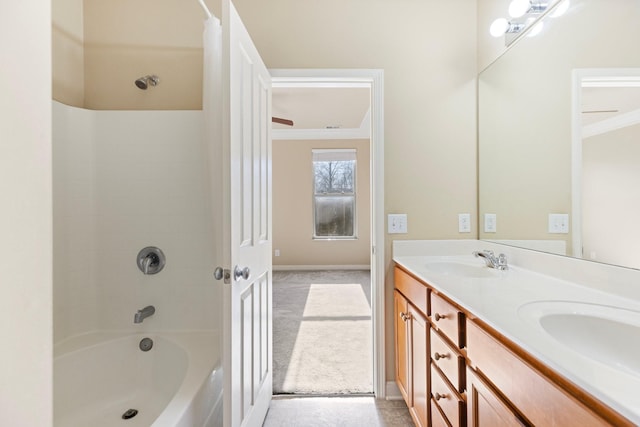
(582, 86), (640, 126)
(272, 87), (370, 131)
(270, 82), (640, 139)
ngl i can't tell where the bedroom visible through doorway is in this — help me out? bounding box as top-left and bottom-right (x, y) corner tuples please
(270, 71), (383, 395)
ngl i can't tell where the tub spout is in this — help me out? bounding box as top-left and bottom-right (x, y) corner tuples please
(142, 255), (154, 274)
(134, 305), (155, 324)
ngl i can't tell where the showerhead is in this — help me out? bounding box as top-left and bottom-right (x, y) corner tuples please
(135, 75), (160, 90)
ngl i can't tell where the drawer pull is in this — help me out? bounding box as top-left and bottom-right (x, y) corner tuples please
(434, 352), (449, 361)
(434, 392), (448, 401)
(434, 312), (448, 321)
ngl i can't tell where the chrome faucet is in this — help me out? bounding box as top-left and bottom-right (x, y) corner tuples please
(134, 305), (155, 324)
(473, 250), (508, 270)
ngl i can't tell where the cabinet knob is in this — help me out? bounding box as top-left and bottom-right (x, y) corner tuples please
(434, 352), (449, 361)
(434, 392), (448, 401)
(434, 312), (447, 321)
(400, 312), (412, 322)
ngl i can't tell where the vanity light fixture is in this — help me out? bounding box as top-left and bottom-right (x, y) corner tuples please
(490, 0), (570, 45)
(489, 18), (525, 38)
(509, 0), (548, 18)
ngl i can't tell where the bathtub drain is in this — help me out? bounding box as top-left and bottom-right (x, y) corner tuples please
(122, 409), (138, 420)
(139, 337), (153, 352)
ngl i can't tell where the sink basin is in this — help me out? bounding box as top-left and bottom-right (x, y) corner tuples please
(518, 301), (640, 377)
(424, 261), (500, 278)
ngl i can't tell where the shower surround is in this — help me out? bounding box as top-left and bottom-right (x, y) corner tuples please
(52, 101), (221, 425)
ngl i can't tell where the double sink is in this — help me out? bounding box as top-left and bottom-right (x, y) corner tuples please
(421, 256), (640, 380)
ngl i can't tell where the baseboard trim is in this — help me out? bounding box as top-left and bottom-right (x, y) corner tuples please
(273, 264), (371, 271)
(385, 381), (403, 400)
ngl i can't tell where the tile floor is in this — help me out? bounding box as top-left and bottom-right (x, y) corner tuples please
(262, 396), (414, 427)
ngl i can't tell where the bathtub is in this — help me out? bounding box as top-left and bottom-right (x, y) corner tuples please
(54, 331), (222, 427)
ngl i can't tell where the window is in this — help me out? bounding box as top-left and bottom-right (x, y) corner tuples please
(312, 149), (357, 239)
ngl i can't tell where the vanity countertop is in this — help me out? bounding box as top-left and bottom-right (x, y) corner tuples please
(394, 253), (640, 424)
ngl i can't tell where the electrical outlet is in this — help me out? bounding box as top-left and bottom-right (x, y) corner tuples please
(274, 249), (280, 257)
(388, 214), (408, 234)
(458, 213), (471, 233)
(484, 213), (497, 233)
(548, 214), (569, 234)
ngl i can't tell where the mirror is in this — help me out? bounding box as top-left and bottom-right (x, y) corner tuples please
(478, 0), (640, 270)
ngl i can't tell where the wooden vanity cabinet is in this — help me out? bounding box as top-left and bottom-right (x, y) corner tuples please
(466, 318), (624, 427)
(466, 367), (526, 427)
(394, 264), (633, 427)
(395, 267), (466, 427)
(429, 291), (466, 427)
(394, 290), (411, 403)
(394, 282), (429, 427)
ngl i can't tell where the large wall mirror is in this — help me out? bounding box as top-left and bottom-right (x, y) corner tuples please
(479, 0), (640, 270)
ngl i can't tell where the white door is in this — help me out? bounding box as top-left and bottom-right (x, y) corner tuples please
(221, 1), (272, 426)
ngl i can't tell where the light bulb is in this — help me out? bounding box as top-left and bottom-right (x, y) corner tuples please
(551, 0), (570, 17)
(509, 0), (531, 18)
(490, 18), (509, 37)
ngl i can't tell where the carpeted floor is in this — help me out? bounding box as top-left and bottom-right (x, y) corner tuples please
(272, 270), (373, 395)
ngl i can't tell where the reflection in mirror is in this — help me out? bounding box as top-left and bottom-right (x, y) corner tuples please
(478, 0), (640, 269)
(575, 70), (640, 269)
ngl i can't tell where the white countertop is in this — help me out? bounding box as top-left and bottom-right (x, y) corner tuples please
(393, 252), (640, 424)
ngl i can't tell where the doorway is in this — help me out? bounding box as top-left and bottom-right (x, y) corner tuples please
(270, 69), (385, 397)
(571, 68), (640, 269)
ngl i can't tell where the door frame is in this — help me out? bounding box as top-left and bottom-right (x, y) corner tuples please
(571, 67), (640, 259)
(269, 68), (385, 398)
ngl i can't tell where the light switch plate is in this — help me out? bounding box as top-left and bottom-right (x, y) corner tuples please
(484, 213), (497, 233)
(388, 214), (408, 234)
(548, 213), (569, 234)
(458, 213), (471, 233)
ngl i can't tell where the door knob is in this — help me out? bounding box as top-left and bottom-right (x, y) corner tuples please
(214, 267), (231, 284)
(234, 265), (250, 281)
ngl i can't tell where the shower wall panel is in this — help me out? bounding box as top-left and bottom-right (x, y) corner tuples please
(53, 102), (97, 342)
(53, 102), (220, 344)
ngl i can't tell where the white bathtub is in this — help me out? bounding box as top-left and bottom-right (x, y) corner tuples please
(54, 331), (222, 427)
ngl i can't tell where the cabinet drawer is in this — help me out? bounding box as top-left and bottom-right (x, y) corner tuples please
(431, 364), (465, 427)
(431, 328), (465, 393)
(430, 292), (464, 348)
(394, 267), (427, 315)
(467, 319), (609, 426)
(431, 398), (450, 427)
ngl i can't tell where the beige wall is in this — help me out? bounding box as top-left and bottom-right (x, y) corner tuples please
(52, 0), (478, 385)
(1, 1), (53, 426)
(273, 139), (371, 267)
(53, 0), (85, 106)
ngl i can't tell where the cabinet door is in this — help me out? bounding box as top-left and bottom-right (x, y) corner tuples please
(409, 304), (428, 427)
(394, 290), (410, 403)
(467, 367), (527, 427)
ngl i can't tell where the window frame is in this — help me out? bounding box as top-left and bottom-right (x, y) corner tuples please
(311, 149), (358, 240)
